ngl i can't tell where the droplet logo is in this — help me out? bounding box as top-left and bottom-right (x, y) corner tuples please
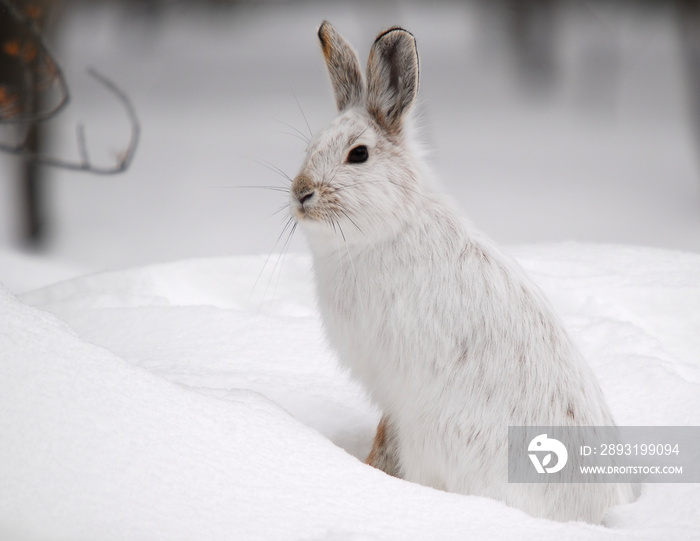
(528, 434), (568, 474)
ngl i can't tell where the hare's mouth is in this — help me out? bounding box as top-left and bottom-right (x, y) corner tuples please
(290, 174), (346, 227)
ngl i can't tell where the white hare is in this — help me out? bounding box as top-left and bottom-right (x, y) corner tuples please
(290, 21), (636, 523)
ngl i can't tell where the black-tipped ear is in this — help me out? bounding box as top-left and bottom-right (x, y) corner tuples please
(366, 27), (419, 134)
(318, 21), (365, 112)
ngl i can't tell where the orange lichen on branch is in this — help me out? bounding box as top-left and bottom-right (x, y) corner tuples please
(0, 86), (21, 119)
(4, 39), (39, 63)
(4, 39), (21, 57)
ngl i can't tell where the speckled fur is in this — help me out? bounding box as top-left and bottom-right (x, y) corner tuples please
(289, 21), (636, 523)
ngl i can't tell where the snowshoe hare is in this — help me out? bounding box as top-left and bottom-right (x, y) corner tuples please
(290, 21), (636, 523)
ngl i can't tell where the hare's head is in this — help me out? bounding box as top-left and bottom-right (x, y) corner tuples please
(291, 21), (423, 247)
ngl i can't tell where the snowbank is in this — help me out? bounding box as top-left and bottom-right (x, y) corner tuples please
(2, 244), (699, 540)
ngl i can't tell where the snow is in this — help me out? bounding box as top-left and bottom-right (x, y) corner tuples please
(2, 244), (700, 540)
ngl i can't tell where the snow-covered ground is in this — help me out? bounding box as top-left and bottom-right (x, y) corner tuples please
(2, 244), (700, 540)
(1, 2), (700, 539)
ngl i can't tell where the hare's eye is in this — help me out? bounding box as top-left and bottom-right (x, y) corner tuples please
(347, 145), (369, 164)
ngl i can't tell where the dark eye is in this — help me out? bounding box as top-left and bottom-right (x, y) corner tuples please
(347, 145), (369, 164)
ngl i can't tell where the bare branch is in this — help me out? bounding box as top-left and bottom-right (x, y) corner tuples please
(0, 68), (141, 175)
(0, 0), (141, 176)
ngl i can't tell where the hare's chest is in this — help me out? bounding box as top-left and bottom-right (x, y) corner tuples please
(314, 252), (398, 350)
(312, 250), (446, 399)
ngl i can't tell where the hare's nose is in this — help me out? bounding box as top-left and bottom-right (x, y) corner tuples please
(299, 190), (315, 207)
(292, 175), (316, 208)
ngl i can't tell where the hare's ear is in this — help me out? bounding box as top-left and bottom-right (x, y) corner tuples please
(318, 21), (365, 112)
(366, 27), (419, 135)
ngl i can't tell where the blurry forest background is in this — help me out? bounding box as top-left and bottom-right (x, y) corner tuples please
(1, 0), (700, 291)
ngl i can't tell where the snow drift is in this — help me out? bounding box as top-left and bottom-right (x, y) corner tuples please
(1, 243), (699, 540)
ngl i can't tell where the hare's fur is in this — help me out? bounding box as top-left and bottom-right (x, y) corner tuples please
(290, 21), (636, 523)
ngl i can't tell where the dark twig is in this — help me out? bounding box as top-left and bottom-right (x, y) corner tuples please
(0, 0), (140, 175)
(0, 68), (141, 174)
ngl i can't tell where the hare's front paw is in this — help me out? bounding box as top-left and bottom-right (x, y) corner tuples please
(366, 415), (402, 478)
